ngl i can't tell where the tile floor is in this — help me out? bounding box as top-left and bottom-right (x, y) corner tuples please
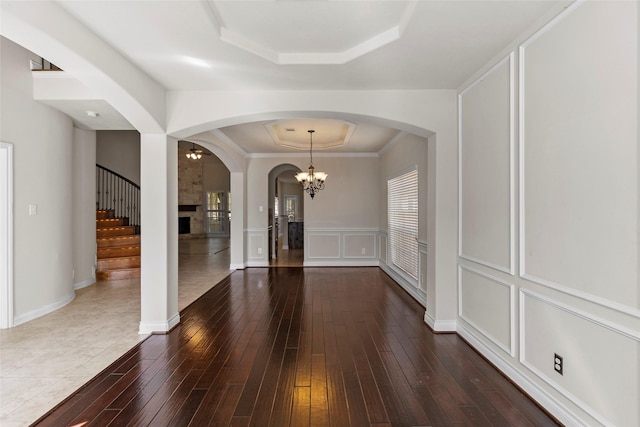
(0, 238), (233, 427)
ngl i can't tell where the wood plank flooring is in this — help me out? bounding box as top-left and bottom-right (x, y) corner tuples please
(32, 267), (559, 427)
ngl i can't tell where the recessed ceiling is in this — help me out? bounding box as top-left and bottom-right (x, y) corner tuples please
(56, 0), (565, 91)
(209, 1), (416, 64)
(22, 1), (569, 153)
(265, 119), (356, 150)
(217, 120), (401, 154)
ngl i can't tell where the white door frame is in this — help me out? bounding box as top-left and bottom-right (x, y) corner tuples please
(0, 142), (13, 329)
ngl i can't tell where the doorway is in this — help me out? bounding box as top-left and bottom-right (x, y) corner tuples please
(205, 191), (230, 236)
(269, 165), (304, 266)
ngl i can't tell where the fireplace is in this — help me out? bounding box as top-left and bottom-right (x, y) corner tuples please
(178, 217), (190, 234)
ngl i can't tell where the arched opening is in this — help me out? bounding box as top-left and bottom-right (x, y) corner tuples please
(176, 140), (232, 306)
(269, 164), (304, 266)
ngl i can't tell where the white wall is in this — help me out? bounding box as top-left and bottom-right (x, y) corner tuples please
(1, 37), (75, 323)
(96, 130), (140, 185)
(457, 2), (639, 425)
(72, 128), (96, 289)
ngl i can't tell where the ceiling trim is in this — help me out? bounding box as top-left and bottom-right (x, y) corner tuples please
(247, 152), (379, 159)
(205, 0), (417, 65)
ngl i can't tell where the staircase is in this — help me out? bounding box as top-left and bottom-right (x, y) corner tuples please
(96, 209), (141, 280)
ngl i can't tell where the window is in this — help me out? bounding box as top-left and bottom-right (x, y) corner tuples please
(387, 168), (418, 280)
(284, 195), (297, 221)
(206, 191), (230, 234)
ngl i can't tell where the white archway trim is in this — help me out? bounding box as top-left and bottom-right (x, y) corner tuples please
(166, 90), (443, 139)
(0, 142), (13, 329)
(0, 1), (166, 134)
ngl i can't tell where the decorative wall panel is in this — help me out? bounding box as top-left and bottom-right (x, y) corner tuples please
(248, 232), (265, 260)
(520, 290), (640, 426)
(343, 233), (376, 259)
(459, 54), (514, 274)
(459, 266), (514, 356)
(519, 0), (638, 308)
(307, 233), (341, 259)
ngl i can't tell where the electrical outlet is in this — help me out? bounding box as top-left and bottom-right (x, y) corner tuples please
(361, 248), (366, 255)
(257, 247), (262, 255)
(554, 353), (563, 375)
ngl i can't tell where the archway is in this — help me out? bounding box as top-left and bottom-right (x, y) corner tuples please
(268, 164), (304, 266)
(169, 107), (453, 329)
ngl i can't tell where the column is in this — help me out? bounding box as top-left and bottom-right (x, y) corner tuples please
(139, 134), (179, 334)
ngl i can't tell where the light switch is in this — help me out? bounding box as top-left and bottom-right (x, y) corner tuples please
(28, 204), (37, 216)
(259, 205), (264, 212)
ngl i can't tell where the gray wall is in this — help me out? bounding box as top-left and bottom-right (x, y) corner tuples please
(96, 130), (140, 185)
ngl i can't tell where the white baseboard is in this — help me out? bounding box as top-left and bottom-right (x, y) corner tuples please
(457, 324), (584, 426)
(229, 263), (245, 270)
(138, 313), (181, 335)
(73, 278), (95, 290)
(423, 311), (456, 332)
(246, 261), (269, 267)
(379, 262), (426, 306)
(303, 260), (379, 267)
(13, 291), (75, 326)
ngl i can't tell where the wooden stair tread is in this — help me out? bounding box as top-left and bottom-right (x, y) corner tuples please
(95, 209), (140, 281)
(97, 256), (141, 270)
(96, 209), (114, 220)
(97, 246), (140, 258)
(96, 218), (127, 227)
(96, 267), (141, 281)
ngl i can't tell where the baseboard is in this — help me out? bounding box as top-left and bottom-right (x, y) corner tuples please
(423, 311), (456, 332)
(303, 260), (379, 267)
(13, 291), (75, 326)
(246, 261), (269, 267)
(73, 278), (95, 290)
(378, 262), (426, 306)
(457, 324), (584, 426)
(138, 313), (181, 335)
(229, 263), (245, 270)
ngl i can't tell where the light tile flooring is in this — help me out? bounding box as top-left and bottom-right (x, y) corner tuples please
(0, 238), (235, 427)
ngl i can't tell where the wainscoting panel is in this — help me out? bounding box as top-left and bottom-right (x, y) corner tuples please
(343, 232), (376, 259)
(458, 54), (514, 275)
(418, 241), (428, 293)
(519, 0), (638, 309)
(378, 230), (388, 264)
(306, 233), (341, 259)
(247, 230), (267, 265)
(306, 228), (379, 267)
(520, 290), (640, 427)
(459, 266), (514, 356)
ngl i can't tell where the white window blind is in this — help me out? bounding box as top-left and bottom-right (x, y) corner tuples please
(388, 168), (418, 280)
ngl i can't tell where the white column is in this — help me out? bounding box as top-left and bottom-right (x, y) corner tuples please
(229, 171), (245, 269)
(139, 134), (179, 334)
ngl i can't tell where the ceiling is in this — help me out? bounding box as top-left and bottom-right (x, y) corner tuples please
(35, 0), (566, 153)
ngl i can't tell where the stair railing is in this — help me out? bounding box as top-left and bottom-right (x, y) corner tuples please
(96, 164), (140, 230)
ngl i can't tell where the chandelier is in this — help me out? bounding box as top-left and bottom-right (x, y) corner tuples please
(295, 130), (327, 199)
(186, 142), (202, 160)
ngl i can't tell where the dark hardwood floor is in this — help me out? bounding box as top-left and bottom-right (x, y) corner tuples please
(32, 267), (559, 427)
